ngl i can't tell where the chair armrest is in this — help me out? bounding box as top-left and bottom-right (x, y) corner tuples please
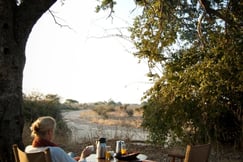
(167, 153), (185, 162)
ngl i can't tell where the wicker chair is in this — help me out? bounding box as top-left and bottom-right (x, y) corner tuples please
(12, 144), (52, 162)
(168, 143), (211, 162)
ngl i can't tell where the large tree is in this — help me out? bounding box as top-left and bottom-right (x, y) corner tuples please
(0, 0), (57, 161)
(90, 0), (243, 150)
(96, 0), (243, 148)
(127, 0), (242, 148)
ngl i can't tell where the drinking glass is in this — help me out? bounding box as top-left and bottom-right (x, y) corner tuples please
(105, 146), (112, 160)
(121, 143), (127, 155)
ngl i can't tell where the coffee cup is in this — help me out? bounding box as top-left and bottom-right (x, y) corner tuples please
(87, 145), (94, 152)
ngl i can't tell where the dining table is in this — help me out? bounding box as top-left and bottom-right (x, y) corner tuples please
(85, 153), (156, 162)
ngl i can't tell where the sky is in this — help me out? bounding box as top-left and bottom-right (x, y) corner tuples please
(23, 0), (152, 104)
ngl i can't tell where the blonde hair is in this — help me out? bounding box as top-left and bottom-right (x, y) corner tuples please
(30, 116), (56, 138)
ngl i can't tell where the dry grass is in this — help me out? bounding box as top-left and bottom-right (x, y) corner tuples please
(80, 108), (143, 128)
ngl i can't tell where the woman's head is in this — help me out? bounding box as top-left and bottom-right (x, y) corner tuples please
(30, 116), (56, 139)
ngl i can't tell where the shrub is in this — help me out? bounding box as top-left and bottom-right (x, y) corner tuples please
(23, 93), (71, 144)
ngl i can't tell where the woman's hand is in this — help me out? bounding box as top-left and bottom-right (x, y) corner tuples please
(80, 146), (92, 159)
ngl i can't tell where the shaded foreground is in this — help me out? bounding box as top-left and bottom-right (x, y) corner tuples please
(61, 139), (243, 162)
(23, 108), (243, 162)
(61, 109), (243, 162)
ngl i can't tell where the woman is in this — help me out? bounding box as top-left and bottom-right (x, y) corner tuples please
(25, 116), (91, 162)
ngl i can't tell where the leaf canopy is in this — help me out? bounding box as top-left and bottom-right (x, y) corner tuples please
(97, 0), (243, 147)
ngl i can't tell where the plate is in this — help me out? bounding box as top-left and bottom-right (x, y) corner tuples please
(115, 152), (140, 161)
(137, 154), (147, 160)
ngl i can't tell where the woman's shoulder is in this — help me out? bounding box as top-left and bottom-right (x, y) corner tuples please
(47, 146), (66, 153)
(48, 147), (76, 162)
(25, 145), (62, 152)
(25, 145), (48, 153)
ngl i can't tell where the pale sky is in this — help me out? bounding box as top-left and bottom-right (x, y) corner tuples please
(23, 0), (152, 104)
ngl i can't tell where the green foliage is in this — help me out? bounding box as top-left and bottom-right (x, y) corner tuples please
(92, 0), (243, 148)
(94, 0), (242, 148)
(64, 99), (79, 105)
(92, 102), (138, 119)
(23, 93), (71, 137)
(127, 0), (243, 148)
(63, 99), (82, 110)
(93, 104), (115, 119)
(94, 0), (242, 147)
(23, 93), (61, 122)
(95, 0), (116, 14)
(107, 99), (117, 106)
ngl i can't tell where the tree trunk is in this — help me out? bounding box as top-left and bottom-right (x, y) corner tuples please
(0, 0), (56, 161)
(0, 1), (25, 161)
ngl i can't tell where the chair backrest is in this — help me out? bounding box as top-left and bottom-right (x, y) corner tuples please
(12, 144), (52, 162)
(184, 143), (211, 162)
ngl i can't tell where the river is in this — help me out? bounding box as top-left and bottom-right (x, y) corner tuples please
(62, 110), (149, 142)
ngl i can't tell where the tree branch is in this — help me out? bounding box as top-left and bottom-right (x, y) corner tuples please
(197, 13), (206, 49)
(48, 10), (72, 30)
(198, 0), (239, 29)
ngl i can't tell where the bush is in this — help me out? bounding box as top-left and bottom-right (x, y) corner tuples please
(23, 93), (71, 144)
(93, 104), (115, 119)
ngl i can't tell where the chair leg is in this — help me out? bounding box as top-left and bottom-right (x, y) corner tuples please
(172, 157), (175, 162)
